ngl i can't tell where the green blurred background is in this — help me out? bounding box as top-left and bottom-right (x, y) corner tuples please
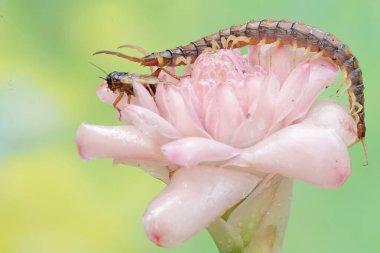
(0, 0), (379, 252)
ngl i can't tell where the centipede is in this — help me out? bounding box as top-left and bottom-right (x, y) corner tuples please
(95, 19), (366, 152)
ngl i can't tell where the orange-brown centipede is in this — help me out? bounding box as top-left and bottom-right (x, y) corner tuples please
(95, 19), (366, 144)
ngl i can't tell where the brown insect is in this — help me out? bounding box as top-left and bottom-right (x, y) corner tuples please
(93, 45), (178, 114)
(95, 19), (366, 157)
(105, 71), (160, 110)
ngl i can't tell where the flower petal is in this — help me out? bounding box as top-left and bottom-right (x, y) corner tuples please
(248, 45), (295, 84)
(270, 60), (311, 130)
(143, 166), (260, 247)
(231, 74), (280, 148)
(132, 80), (159, 114)
(205, 84), (245, 143)
(283, 59), (339, 124)
(232, 124), (351, 188)
(123, 104), (182, 144)
(161, 137), (239, 167)
(155, 84), (209, 138)
(192, 50), (246, 86)
(96, 82), (130, 107)
(301, 100), (358, 146)
(76, 123), (165, 165)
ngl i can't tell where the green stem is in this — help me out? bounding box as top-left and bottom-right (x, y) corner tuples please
(208, 176), (293, 253)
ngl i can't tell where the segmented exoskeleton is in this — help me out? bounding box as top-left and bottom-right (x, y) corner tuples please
(95, 19), (366, 145)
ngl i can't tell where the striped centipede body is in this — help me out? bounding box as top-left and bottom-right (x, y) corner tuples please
(95, 19), (366, 145)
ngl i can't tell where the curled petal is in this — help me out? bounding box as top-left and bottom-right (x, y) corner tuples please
(96, 82), (130, 106)
(192, 50), (247, 86)
(205, 84), (245, 143)
(232, 124), (351, 189)
(161, 137), (239, 167)
(271, 60), (311, 129)
(96, 82), (132, 123)
(132, 80), (159, 114)
(284, 59), (339, 124)
(155, 84), (209, 138)
(123, 104), (182, 144)
(76, 123), (165, 165)
(231, 74), (280, 148)
(301, 100), (357, 146)
(143, 166), (260, 247)
(249, 45), (294, 84)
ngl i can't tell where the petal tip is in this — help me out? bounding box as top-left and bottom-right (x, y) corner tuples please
(76, 123), (90, 160)
(96, 82), (109, 101)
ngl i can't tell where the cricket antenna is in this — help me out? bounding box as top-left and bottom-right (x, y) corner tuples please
(89, 61), (108, 76)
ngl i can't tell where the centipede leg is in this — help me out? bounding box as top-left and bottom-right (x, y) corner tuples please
(338, 78), (352, 97)
(225, 35), (237, 49)
(310, 50), (325, 61)
(174, 56), (188, 66)
(113, 92), (124, 119)
(151, 67), (180, 80)
(211, 40), (220, 50)
(336, 70), (349, 96)
(351, 102), (363, 115)
(360, 137), (369, 166)
(269, 38), (281, 67)
(221, 37), (228, 49)
(230, 36), (251, 49)
(257, 38), (267, 66)
(303, 45), (311, 60)
(292, 41), (298, 67)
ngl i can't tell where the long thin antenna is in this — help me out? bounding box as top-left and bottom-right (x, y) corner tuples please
(89, 61), (108, 76)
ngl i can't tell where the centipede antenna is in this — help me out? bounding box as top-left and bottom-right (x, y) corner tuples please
(89, 61), (108, 76)
(93, 50), (144, 64)
(361, 137), (369, 166)
(118, 44), (149, 56)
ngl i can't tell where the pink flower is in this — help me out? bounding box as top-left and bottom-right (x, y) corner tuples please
(76, 44), (357, 248)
